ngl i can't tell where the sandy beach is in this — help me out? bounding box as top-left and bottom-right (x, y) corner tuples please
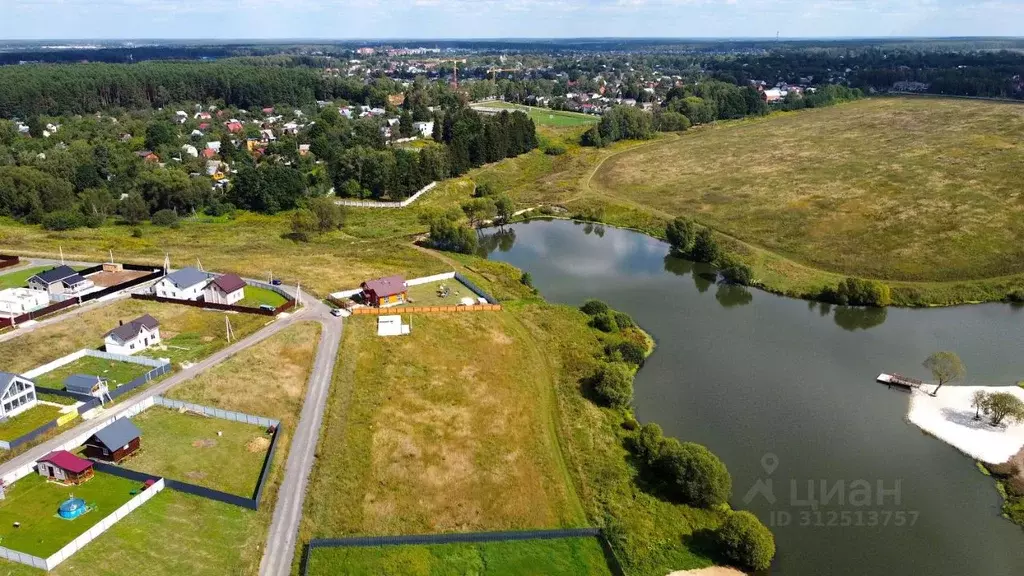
(666, 568), (746, 576)
(907, 385), (1024, 464)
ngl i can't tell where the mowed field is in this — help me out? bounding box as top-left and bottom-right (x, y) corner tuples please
(300, 312), (585, 542)
(474, 101), (599, 127)
(592, 97), (1024, 282)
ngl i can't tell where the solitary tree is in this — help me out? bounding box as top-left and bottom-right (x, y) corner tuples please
(971, 390), (989, 420)
(983, 392), (1024, 427)
(923, 351), (965, 396)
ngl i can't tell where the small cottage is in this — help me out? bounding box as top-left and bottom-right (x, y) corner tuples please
(0, 372), (37, 420)
(84, 418), (141, 463)
(37, 451), (94, 485)
(204, 274), (246, 305)
(63, 374), (110, 398)
(360, 275), (408, 307)
(27, 265), (93, 297)
(104, 313), (161, 355)
(152, 267), (210, 301)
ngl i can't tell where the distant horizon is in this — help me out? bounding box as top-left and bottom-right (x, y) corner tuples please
(3, 35), (1023, 44)
(5, 1), (1023, 41)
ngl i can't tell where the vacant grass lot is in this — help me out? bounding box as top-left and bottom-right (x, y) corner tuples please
(0, 298), (267, 374)
(301, 312), (583, 542)
(0, 322), (322, 576)
(125, 407), (270, 497)
(306, 537), (613, 576)
(592, 97), (1024, 283)
(0, 472), (139, 557)
(32, 356), (150, 390)
(0, 404), (62, 441)
(473, 102), (599, 127)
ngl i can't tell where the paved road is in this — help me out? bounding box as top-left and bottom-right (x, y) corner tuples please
(0, 292), (312, 480)
(259, 298), (343, 576)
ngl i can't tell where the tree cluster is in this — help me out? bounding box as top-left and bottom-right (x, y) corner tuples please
(821, 277), (892, 307)
(631, 422), (733, 508)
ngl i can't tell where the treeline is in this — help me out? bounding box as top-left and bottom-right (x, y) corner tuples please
(583, 81), (862, 147)
(0, 62), (405, 118)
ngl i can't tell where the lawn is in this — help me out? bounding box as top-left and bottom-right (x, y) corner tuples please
(124, 406), (270, 497)
(305, 537), (614, 576)
(300, 312), (584, 542)
(0, 404), (62, 441)
(32, 356), (151, 391)
(0, 266), (83, 290)
(0, 323), (321, 576)
(473, 102), (599, 127)
(0, 472), (140, 557)
(592, 97), (1024, 284)
(238, 285), (289, 309)
(0, 298), (268, 375)
(403, 279), (475, 307)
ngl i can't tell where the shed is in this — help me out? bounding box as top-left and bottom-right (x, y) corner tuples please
(377, 315), (410, 337)
(84, 418), (141, 463)
(360, 275), (407, 307)
(37, 450), (94, 485)
(63, 374), (109, 398)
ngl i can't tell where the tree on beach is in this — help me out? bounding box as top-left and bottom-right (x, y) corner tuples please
(923, 351), (965, 395)
(982, 392), (1024, 427)
(971, 390), (989, 420)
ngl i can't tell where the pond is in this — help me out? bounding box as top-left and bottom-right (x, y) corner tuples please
(480, 219), (1024, 576)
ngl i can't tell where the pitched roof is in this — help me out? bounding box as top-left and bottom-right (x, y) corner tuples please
(90, 418), (141, 451)
(209, 274), (246, 294)
(0, 372), (28, 393)
(361, 275), (407, 298)
(29, 265), (78, 285)
(63, 374), (105, 394)
(163, 267), (210, 289)
(105, 313), (160, 342)
(39, 450), (93, 474)
(61, 273), (88, 287)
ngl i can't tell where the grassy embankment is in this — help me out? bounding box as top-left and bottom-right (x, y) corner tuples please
(0, 321), (321, 576)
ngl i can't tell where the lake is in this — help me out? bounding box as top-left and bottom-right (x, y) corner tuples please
(480, 218), (1024, 576)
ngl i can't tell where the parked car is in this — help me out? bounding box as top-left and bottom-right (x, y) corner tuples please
(331, 308), (343, 317)
(271, 279), (283, 286)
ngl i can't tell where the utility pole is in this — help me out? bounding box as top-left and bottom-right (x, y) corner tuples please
(109, 249), (114, 264)
(163, 254), (170, 275)
(196, 257), (204, 272)
(225, 316), (234, 343)
(59, 246), (65, 265)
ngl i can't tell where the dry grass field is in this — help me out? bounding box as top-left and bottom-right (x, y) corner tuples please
(300, 312), (584, 541)
(592, 97), (1024, 282)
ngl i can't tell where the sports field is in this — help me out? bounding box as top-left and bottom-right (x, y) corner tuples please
(592, 97), (1024, 283)
(473, 101), (598, 127)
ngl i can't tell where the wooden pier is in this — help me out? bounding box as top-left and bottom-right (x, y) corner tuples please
(877, 373), (938, 394)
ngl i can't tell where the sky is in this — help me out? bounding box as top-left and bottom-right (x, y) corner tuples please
(2, 0), (1022, 40)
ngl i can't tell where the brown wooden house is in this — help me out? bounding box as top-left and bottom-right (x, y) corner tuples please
(360, 275), (408, 307)
(37, 450), (94, 485)
(84, 418), (141, 463)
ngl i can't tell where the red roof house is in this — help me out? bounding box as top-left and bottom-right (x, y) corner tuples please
(37, 450), (94, 485)
(203, 273), (246, 305)
(225, 121), (244, 134)
(360, 275), (408, 307)
(261, 107), (274, 114)
(202, 148), (218, 159)
(198, 122), (210, 130)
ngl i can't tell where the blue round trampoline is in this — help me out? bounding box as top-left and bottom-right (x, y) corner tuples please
(58, 497), (87, 520)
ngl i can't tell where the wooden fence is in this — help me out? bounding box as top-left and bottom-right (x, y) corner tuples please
(349, 304), (502, 315)
(0, 255), (20, 270)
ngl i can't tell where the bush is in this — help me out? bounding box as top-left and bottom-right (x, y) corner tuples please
(1008, 289), (1024, 303)
(427, 218), (478, 254)
(83, 212), (105, 228)
(538, 205), (555, 216)
(544, 143), (567, 155)
(151, 209), (178, 226)
(580, 299), (611, 316)
(659, 440), (732, 508)
(632, 422), (665, 467)
(613, 311), (635, 329)
(40, 210), (85, 231)
(666, 217), (696, 255)
(655, 111), (692, 132)
(719, 255), (753, 285)
(717, 511), (776, 571)
(593, 362), (634, 409)
(615, 340), (647, 366)
(205, 201), (235, 217)
(118, 193), (149, 225)
(590, 313), (618, 333)
(691, 228), (720, 263)
(520, 272), (535, 290)
(823, 277), (892, 307)
(474, 182), (495, 198)
(131, 227), (143, 238)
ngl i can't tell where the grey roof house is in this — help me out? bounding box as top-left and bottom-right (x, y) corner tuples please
(28, 265), (94, 296)
(84, 418), (141, 462)
(104, 314), (161, 355)
(152, 267), (211, 301)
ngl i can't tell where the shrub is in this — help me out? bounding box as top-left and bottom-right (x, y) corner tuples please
(427, 218), (478, 254)
(615, 340), (647, 366)
(474, 182), (495, 198)
(717, 511), (776, 571)
(720, 255), (753, 285)
(538, 205), (555, 216)
(580, 299), (611, 316)
(613, 311), (635, 329)
(665, 217), (696, 254)
(691, 228), (720, 263)
(151, 209), (178, 226)
(544, 143), (567, 155)
(83, 212), (105, 228)
(520, 272), (535, 290)
(593, 362), (634, 409)
(823, 277), (892, 307)
(655, 111), (692, 132)
(131, 227), (143, 238)
(118, 193), (149, 224)
(1008, 289), (1024, 303)
(41, 210), (85, 231)
(621, 417), (639, 431)
(659, 440), (732, 508)
(631, 422), (665, 467)
(590, 313), (618, 333)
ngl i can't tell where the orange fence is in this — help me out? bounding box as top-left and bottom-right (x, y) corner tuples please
(349, 304), (502, 315)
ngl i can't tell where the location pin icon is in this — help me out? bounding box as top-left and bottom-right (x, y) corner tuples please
(761, 453), (779, 476)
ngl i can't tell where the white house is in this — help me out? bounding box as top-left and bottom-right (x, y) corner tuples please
(152, 267), (210, 301)
(203, 274), (246, 305)
(206, 141), (222, 153)
(0, 288), (49, 317)
(104, 313), (161, 355)
(413, 121), (434, 138)
(182, 144), (198, 158)
(174, 111), (188, 124)
(0, 373), (37, 420)
(27, 265), (93, 298)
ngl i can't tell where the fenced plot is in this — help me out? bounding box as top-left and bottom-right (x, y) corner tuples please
(0, 405), (63, 443)
(31, 355), (152, 391)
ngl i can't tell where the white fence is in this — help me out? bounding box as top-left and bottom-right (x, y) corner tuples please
(329, 271), (455, 301)
(23, 348), (169, 379)
(334, 181), (437, 209)
(153, 397), (280, 429)
(0, 475), (165, 571)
